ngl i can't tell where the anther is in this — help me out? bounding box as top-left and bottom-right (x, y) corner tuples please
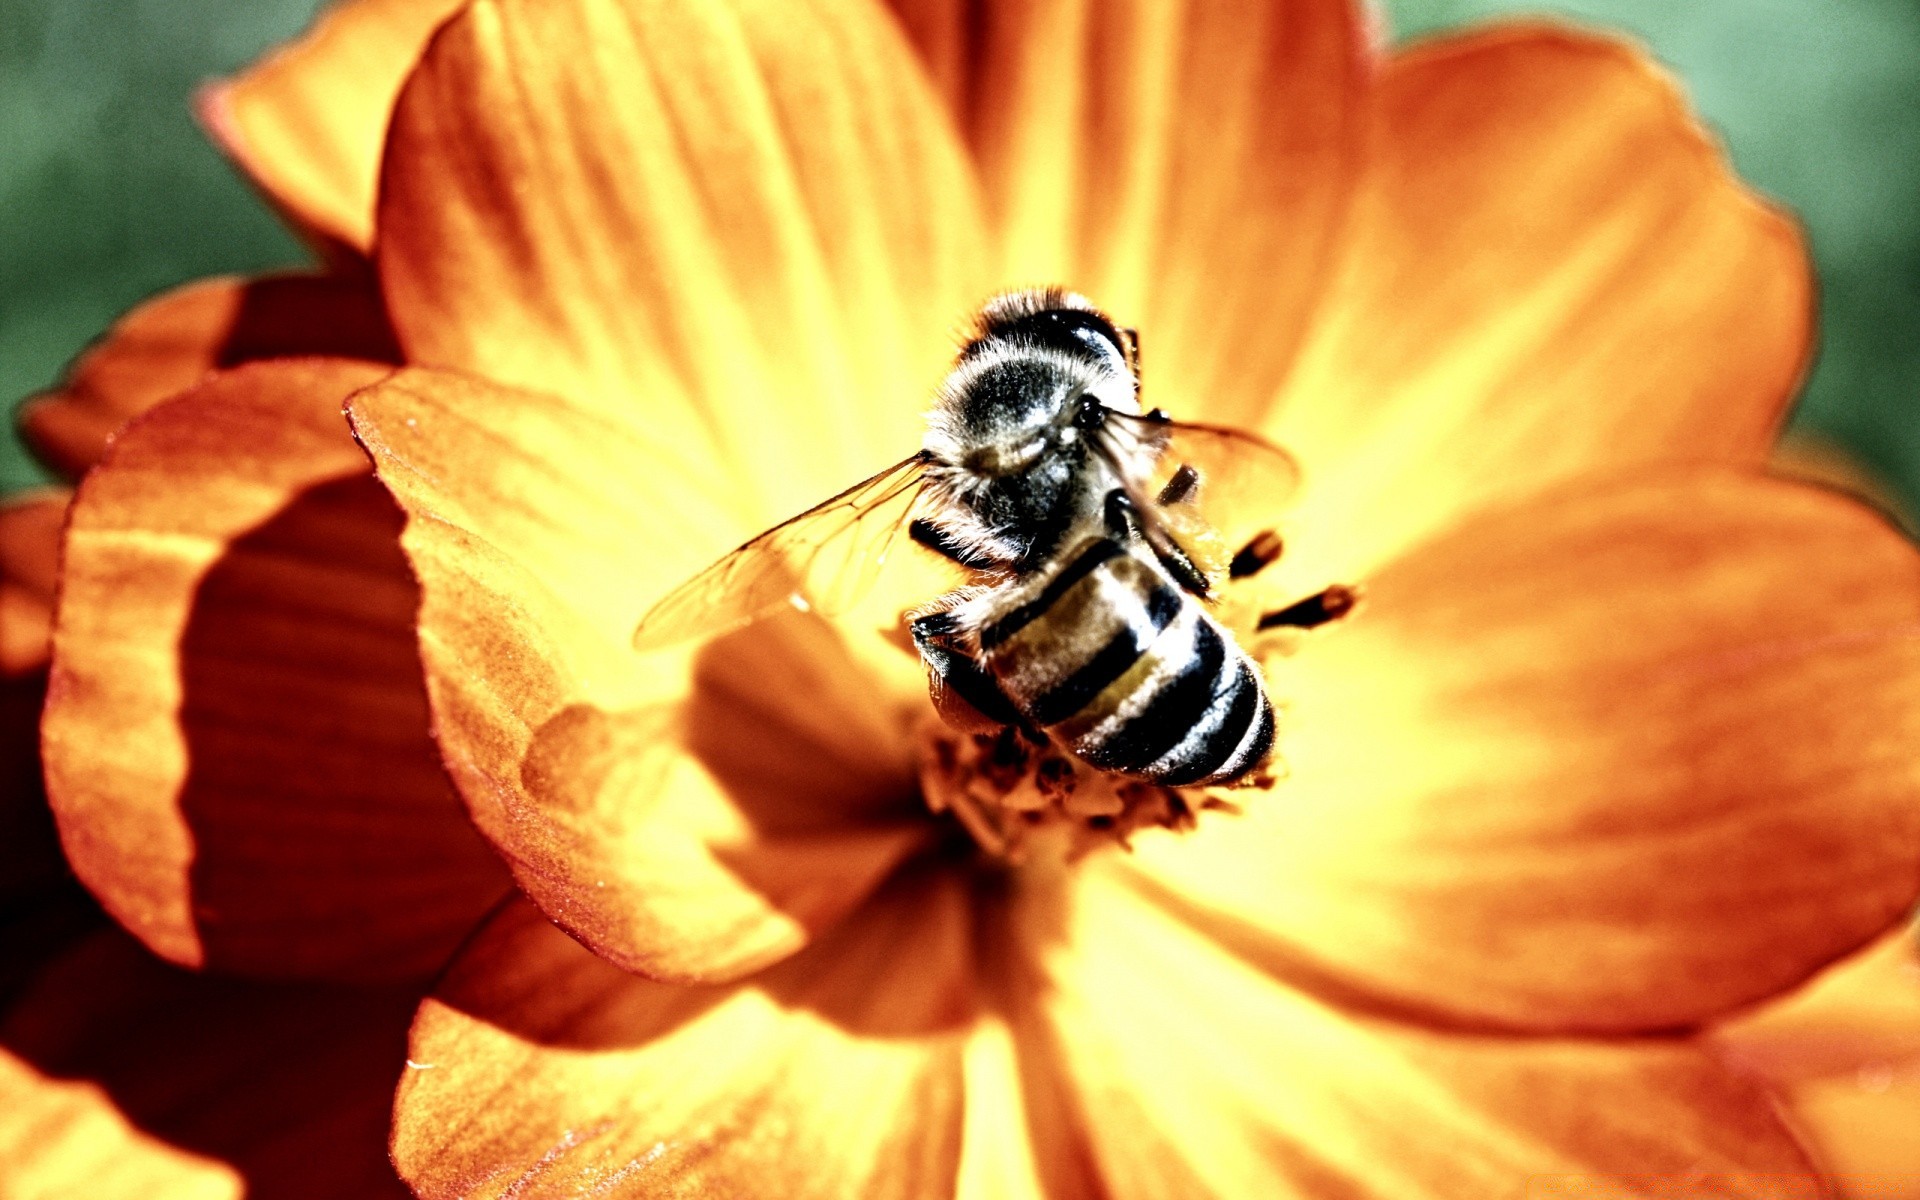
(1156, 464), (1201, 507)
(1229, 530), (1284, 579)
(1257, 584), (1358, 631)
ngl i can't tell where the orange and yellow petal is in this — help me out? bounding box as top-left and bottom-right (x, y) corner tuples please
(951, 1008), (1104, 1200)
(377, 0), (990, 527)
(887, 0), (1364, 425)
(1718, 928), (1920, 1199)
(1134, 471), (1920, 1034)
(18, 274), (399, 480)
(351, 367), (932, 983)
(1267, 26), (1811, 589)
(0, 930), (414, 1199)
(44, 360), (508, 982)
(392, 877), (972, 1199)
(1004, 859), (1826, 1199)
(198, 0), (467, 255)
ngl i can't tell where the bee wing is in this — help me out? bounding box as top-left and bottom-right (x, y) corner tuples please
(631, 453), (932, 651)
(1099, 410), (1302, 562)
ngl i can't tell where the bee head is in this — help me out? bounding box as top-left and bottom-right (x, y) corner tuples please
(924, 290), (1139, 479)
(918, 291), (1143, 562)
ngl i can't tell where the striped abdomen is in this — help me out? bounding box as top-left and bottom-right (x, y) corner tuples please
(976, 537), (1273, 786)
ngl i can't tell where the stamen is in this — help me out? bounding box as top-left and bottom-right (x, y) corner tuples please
(1157, 464), (1201, 507)
(1229, 530), (1284, 579)
(1257, 584), (1358, 631)
(917, 720), (1234, 862)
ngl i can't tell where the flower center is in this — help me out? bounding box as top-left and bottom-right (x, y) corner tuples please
(915, 718), (1265, 862)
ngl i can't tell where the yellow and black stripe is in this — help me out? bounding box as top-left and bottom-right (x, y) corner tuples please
(979, 537), (1274, 786)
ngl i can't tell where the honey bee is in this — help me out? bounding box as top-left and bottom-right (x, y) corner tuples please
(633, 289), (1352, 788)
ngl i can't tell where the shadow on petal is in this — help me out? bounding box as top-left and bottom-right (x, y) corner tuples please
(0, 671), (61, 906)
(503, 610), (935, 986)
(0, 930), (415, 1198)
(46, 362), (511, 983)
(684, 612), (927, 830)
(173, 472), (513, 979)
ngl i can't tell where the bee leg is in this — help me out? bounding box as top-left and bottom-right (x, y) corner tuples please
(1229, 530), (1285, 579)
(1103, 488), (1142, 541)
(910, 518), (1002, 570)
(1108, 489), (1212, 599)
(1256, 585), (1359, 631)
(911, 610), (1030, 734)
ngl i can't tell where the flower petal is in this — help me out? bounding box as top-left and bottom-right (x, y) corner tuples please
(1717, 928), (1920, 1198)
(392, 879), (971, 1199)
(1719, 928), (1920, 1087)
(378, 0), (991, 524)
(0, 490), (66, 677)
(1134, 471), (1920, 1033)
(885, 0), (1364, 424)
(18, 274), (400, 479)
(44, 360), (508, 982)
(1004, 859), (1825, 1199)
(0, 930), (414, 1198)
(1267, 27), (1813, 587)
(350, 367), (933, 983)
(953, 1007), (1103, 1200)
(198, 0), (466, 254)
(0, 1053), (237, 1200)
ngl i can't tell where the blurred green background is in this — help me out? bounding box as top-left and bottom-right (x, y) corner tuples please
(3, 0), (1917, 508)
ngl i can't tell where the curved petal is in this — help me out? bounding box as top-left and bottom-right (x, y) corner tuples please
(1266, 26), (1813, 588)
(885, 0), (1364, 424)
(198, 0), (467, 254)
(997, 859), (1826, 1200)
(1133, 471), (1920, 1033)
(392, 879), (972, 1199)
(351, 368), (933, 983)
(0, 930), (414, 1198)
(1717, 928), (1920, 1198)
(44, 360), (509, 982)
(18, 274), (400, 479)
(378, 0), (991, 525)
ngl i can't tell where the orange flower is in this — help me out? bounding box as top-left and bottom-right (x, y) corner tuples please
(353, 0), (1920, 1191)
(7, 0), (1920, 1196)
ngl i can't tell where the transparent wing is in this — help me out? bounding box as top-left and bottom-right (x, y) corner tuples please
(1098, 409), (1302, 576)
(632, 453), (932, 651)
